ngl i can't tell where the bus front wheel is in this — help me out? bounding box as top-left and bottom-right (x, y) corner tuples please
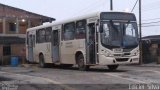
(107, 65), (119, 71)
(77, 54), (89, 71)
(39, 54), (46, 68)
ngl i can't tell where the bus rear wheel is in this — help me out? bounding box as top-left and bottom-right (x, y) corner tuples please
(39, 54), (46, 68)
(107, 65), (119, 71)
(77, 54), (89, 71)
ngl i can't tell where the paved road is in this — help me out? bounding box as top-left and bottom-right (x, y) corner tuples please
(0, 65), (160, 90)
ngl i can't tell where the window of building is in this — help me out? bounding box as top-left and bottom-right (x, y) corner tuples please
(3, 45), (11, 56)
(0, 23), (3, 33)
(76, 20), (86, 39)
(64, 22), (75, 40)
(45, 27), (52, 42)
(9, 23), (16, 31)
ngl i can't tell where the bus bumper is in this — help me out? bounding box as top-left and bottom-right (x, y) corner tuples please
(99, 55), (139, 65)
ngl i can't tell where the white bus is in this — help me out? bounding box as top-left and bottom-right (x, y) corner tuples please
(26, 11), (139, 71)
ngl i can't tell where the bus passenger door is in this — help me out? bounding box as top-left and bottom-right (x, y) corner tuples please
(52, 30), (60, 63)
(86, 23), (97, 64)
(28, 34), (35, 62)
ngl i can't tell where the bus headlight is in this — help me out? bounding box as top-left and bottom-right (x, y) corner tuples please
(105, 51), (113, 57)
(132, 50), (139, 56)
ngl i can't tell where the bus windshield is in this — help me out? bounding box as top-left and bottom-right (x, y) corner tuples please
(100, 21), (138, 49)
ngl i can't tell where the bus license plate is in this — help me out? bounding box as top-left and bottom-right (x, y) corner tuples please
(113, 48), (123, 53)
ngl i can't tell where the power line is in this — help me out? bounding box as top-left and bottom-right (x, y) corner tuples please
(142, 18), (160, 21)
(132, 1), (160, 13)
(131, 0), (138, 12)
(142, 20), (160, 25)
(142, 24), (160, 27)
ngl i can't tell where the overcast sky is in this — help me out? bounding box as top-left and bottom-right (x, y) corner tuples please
(0, 0), (160, 36)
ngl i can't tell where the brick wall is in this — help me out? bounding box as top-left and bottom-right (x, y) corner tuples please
(11, 44), (25, 56)
(11, 44), (26, 64)
(0, 44), (26, 65)
(19, 22), (27, 34)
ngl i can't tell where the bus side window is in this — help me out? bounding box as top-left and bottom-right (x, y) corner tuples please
(64, 22), (75, 40)
(39, 29), (46, 43)
(33, 35), (35, 47)
(61, 25), (64, 41)
(45, 27), (52, 42)
(76, 20), (86, 39)
(36, 30), (40, 43)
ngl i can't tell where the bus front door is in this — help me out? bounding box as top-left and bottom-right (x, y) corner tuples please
(52, 30), (60, 63)
(86, 23), (97, 64)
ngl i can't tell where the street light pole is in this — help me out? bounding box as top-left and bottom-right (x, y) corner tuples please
(139, 0), (142, 64)
(110, 0), (113, 10)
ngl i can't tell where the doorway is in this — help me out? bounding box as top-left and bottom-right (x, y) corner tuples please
(52, 30), (60, 63)
(86, 23), (96, 64)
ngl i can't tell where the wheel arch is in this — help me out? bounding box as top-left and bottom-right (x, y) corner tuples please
(39, 52), (44, 62)
(75, 50), (85, 64)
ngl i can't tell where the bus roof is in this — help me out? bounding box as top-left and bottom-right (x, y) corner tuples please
(27, 11), (134, 32)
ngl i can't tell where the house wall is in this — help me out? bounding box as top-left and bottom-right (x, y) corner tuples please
(149, 44), (159, 63)
(19, 23), (27, 34)
(0, 44), (26, 65)
(11, 44), (26, 64)
(142, 41), (160, 64)
(11, 44), (25, 56)
(0, 4), (54, 65)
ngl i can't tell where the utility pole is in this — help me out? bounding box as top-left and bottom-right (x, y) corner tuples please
(110, 0), (113, 10)
(139, 0), (142, 64)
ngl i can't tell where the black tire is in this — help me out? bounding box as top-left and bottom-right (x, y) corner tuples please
(39, 54), (46, 68)
(77, 54), (89, 71)
(107, 65), (119, 71)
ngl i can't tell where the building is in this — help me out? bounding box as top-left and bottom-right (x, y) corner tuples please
(0, 3), (55, 65)
(142, 35), (160, 64)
